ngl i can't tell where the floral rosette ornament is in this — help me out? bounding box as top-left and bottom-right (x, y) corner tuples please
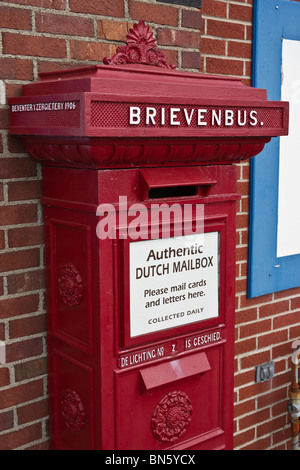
(151, 391), (193, 443)
(61, 389), (85, 432)
(103, 20), (175, 70)
(57, 264), (83, 307)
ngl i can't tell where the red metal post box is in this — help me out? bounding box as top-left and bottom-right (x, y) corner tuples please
(8, 21), (288, 451)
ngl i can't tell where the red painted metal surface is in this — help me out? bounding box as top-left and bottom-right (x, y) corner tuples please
(8, 59), (288, 167)
(7, 22), (289, 449)
(42, 164), (238, 450)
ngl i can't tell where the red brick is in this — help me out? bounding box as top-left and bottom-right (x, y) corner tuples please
(7, 337), (43, 363)
(236, 277), (247, 292)
(27, 441), (50, 450)
(0, 322), (5, 340)
(291, 296), (300, 310)
(273, 311), (300, 330)
(274, 286), (300, 299)
(206, 57), (244, 76)
(70, 40), (116, 62)
(206, 19), (245, 40)
(3, 33), (67, 58)
(236, 245), (248, 262)
(181, 51), (200, 69)
(240, 350), (271, 370)
(157, 28), (201, 48)
(234, 398), (255, 418)
(239, 408), (270, 431)
(271, 370), (290, 390)
(201, 37), (226, 55)
(69, 0), (124, 17)
(3, 0), (65, 7)
(162, 49), (178, 68)
(233, 427), (255, 448)
(0, 367), (10, 387)
(0, 108), (9, 130)
(229, 3), (253, 22)
(258, 329), (288, 349)
(35, 12), (94, 36)
(0, 57), (33, 81)
(0, 158), (37, 179)
(10, 314), (46, 340)
(257, 387), (288, 408)
(98, 20), (133, 42)
(235, 307), (258, 324)
(129, 1), (178, 26)
(241, 435), (271, 451)
(0, 379), (44, 409)
(259, 300), (290, 318)
(8, 180), (42, 202)
(8, 226), (44, 248)
(7, 135), (25, 154)
(289, 324), (300, 340)
(0, 277), (4, 296)
(240, 319), (271, 339)
(0, 422), (42, 451)
(7, 268), (45, 294)
(182, 9), (202, 29)
(239, 292), (273, 309)
(15, 357), (47, 382)
(0, 294), (39, 320)
(17, 398), (48, 425)
(272, 341), (293, 360)
(0, 6), (32, 30)
(228, 40), (252, 59)
(202, 0), (227, 17)
(235, 337), (256, 356)
(0, 248), (40, 272)
(0, 411), (14, 432)
(0, 204), (38, 226)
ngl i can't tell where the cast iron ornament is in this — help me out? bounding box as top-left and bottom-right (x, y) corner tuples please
(151, 391), (193, 442)
(58, 264), (83, 307)
(61, 389), (86, 432)
(103, 20), (176, 69)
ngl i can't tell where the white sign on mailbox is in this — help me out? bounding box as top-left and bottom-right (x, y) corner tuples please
(129, 232), (219, 337)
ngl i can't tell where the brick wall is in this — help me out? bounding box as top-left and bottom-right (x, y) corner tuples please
(0, 0), (299, 450)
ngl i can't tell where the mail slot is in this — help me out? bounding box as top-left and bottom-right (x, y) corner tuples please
(8, 21), (288, 450)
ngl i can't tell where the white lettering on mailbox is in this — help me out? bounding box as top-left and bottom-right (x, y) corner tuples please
(129, 105), (261, 128)
(11, 101), (76, 112)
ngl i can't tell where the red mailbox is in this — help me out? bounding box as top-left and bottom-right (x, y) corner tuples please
(9, 21), (288, 451)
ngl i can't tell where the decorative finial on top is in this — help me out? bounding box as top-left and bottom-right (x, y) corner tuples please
(103, 20), (176, 70)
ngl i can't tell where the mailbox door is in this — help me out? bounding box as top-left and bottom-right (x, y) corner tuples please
(99, 165), (237, 450)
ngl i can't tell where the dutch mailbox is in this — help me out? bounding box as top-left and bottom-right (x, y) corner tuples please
(9, 21), (288, 450)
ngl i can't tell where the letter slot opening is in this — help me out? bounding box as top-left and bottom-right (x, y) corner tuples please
(140, 167), (217, 201)
(140, 351), (211, 391)
(148, 185), (197, 199)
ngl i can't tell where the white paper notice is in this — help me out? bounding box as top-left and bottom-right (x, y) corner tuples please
(277, 38), (300, 257)
(129, 232), (219, 337)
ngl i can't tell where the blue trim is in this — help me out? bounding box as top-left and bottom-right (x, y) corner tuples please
(248, 0), (300, 297)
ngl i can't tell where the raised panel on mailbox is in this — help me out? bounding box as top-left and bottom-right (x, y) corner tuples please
(48, 217), (93, 354)
(114, 346), (223, 450)
(118, 219), (226, 350)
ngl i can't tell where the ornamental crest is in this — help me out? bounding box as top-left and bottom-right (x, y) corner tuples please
(58, 264), (83, 307)
(61, 389), (85, 432)
(103, 20), (175, 69)
(151, 391), (192, 443)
